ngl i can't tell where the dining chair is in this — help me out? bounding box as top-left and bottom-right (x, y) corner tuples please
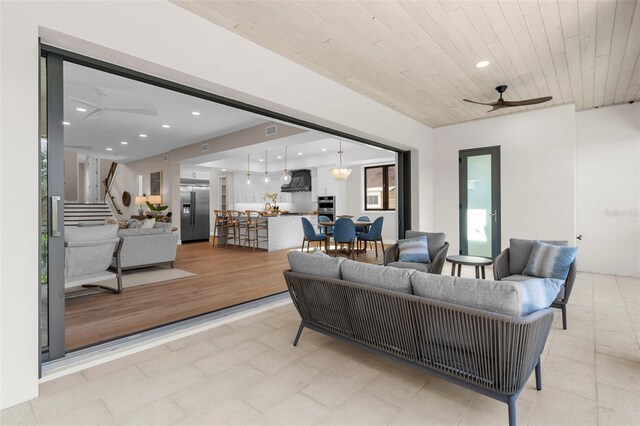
(301, 217), (328, 252)
(355, 215), (371, 249)
(317, 215), (334, 236)
(357, 216), (385, 257)
(333, 218), (356, 259)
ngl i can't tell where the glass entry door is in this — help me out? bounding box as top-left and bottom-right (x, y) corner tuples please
(459, 146), (501, 259)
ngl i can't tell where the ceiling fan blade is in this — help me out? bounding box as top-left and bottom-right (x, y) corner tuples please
(463, 98), (499, 106)
(67, 96), (101, 109)
(103, 107), (158, 116)
(502, 96), (553, 107)
(85, 109), (105, 120)
(488, 105), (507, 112)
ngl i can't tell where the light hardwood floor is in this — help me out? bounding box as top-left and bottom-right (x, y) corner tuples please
(65, 242), (383, 351)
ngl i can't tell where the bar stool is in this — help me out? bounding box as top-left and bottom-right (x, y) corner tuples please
(212, 210), (230, 247)
(226, 210), (246, 248)
(245, 210), (269, 250)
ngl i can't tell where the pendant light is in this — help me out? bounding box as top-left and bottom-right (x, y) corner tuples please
(246, 154), (251, 185)
(280, 146), (292, 184)
(329, 139), (352, 180)
(262, 150), (270, 184)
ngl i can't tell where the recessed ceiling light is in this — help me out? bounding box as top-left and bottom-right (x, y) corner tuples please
(221, 168), (227, 172)
(121, 141), (128, 145)
(321, 148), (327, 151)
(277, 155), (282, 159)
(259, 158), (264, 162)
(106, 148), (113, 151)
(62, 121), (70, 126)
(139, 134), (147, 138)
(162, 124), (170, 128)
(76, 107), (87, 112)
(191, 111), (200, 116)
(475, 60), (490, 68)
(297, 152), (303, 156)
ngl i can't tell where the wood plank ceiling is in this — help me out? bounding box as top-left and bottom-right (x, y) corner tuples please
(173, 0), (640, 128)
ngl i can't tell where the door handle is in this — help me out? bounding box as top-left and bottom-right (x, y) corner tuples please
(51, 196), (61, 237)
(488, 210), (498, 223)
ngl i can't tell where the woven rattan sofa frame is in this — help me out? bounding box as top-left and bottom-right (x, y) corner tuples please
(284, 270), (554, 426)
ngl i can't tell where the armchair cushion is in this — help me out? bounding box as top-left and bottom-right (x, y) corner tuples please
(509, 238), (567, 275)
(397, 236), (431, 263)
(523, 241), (578, 280)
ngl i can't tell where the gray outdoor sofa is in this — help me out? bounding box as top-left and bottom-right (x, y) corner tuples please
(285, 252), (555, 426)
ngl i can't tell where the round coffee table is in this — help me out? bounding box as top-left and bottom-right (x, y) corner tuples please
(446, 255), (493, 279)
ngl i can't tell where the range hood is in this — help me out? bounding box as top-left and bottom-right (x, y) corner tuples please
(281, 169), (312, 192)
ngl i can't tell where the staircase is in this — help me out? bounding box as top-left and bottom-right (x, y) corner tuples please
(64, 203), (114, 227)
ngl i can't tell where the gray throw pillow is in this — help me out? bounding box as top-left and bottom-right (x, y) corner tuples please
(509, 238), (567, 275)
(523, 241), (577, 280)
(340, 259), (415, 294)
(287, 251), (344, 279)
(398, 236), (430, 263)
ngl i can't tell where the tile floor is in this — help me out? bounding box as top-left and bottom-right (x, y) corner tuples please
(2, 271), (640, 426)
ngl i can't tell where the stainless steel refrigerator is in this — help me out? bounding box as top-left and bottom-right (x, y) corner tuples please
(180, 179), (210, 242)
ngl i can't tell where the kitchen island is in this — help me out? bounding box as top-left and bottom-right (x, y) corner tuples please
(222, 214), (317, 252)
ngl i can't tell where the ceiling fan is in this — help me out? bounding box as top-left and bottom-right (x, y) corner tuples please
(463, 85), (552, 112)
(68, 88), (157, 120)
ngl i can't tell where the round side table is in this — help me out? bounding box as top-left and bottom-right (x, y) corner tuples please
(446, 255), (493, 279)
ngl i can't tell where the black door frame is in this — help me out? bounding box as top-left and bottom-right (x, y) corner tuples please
(39, 45), (412, 362)
(459, 146), (501, 259)
(40, 50), (67, 362)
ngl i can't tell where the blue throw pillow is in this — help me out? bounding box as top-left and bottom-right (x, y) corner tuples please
(398, 236), (431, 263)
(520, 278), (565, 315)
(523, 241), (577, 280)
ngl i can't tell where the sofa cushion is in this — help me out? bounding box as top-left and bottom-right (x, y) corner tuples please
(405, 231), (445, 261)
(524, 241), (578, 280)
(341, 260), (414, 294)
(154, 222), (173, 234)
(398, 236), (431, 263)
(287, 251), (344, 280)
(117, 228), (164, 237)
(412, 272), (562, 316)
(509, 238), (567, 275)
(387, 261), (430, 273)
(411, 272), (523, 316)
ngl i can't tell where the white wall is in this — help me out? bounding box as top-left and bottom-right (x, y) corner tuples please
(576, 103), (640, 277)
(0, 0), (432, 409)
(433, 104), (576, 255)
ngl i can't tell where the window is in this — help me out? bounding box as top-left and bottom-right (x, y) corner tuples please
(365, 164), (396, 210)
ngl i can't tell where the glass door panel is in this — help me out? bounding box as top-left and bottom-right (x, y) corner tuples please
(459, 146), (501, 259)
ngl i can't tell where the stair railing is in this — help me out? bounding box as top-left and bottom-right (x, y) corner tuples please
(103, 162), (122, 215)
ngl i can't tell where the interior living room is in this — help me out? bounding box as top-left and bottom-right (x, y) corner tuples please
(1, 1), (639, 426)
(60, 60), (400, 351)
